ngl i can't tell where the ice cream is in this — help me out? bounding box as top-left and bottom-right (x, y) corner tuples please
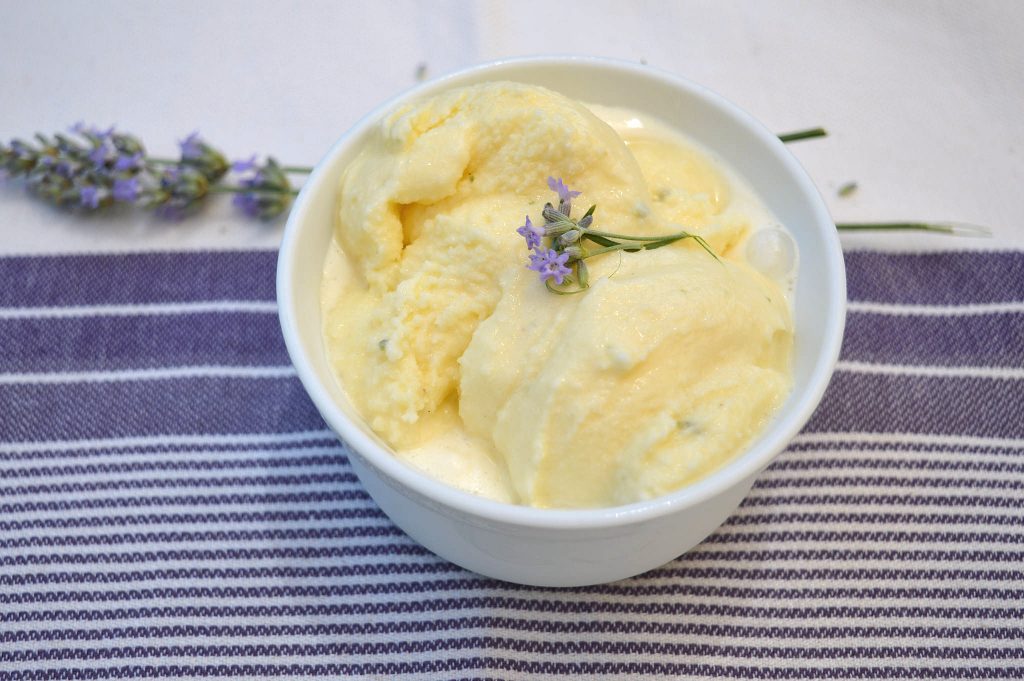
(321, 81), (795, 508)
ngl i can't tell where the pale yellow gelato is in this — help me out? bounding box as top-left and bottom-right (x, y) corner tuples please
(322, 81), (794, 508)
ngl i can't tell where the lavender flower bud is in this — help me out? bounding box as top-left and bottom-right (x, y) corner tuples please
(142, 165), (209, 219)
(78, 185), (102, 209)
(542, 203), (562, 224)
(563, 245), (585, 260)
(577, 213), (593, 230)
(179, 131), (228, 182)
(230, 157), (294, 219)
(558, 229), (581, 245)
(576, 259), (590, 288)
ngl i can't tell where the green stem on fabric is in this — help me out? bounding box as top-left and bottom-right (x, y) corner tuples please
(778, 127), (828, 143)
(835, 222), (992, 236)
(208, 185), (300, 196)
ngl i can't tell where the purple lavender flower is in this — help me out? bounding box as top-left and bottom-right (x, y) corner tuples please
(547, 176), (580, 204)
(240, 170), (264, 189)
(71, 122), (113, 139)
(232, 155), (258, 173)
(55, 160), (75, 178)
(88, 141), (113, 168)
(527, 248), (572, 285)
(179, 131), (203, 160)
(114, 152), (143, 171)
(232, 192), (262, 218)
(516, 215), (544, 250)
(112, 177), (140, 202)
(79, 185), (100, 209)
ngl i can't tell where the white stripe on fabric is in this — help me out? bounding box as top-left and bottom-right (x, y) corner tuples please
(847, 300), (1024, 316)
(790, 432), (1024, 450)
(0, 631), (1021, 667)
(4, 585), (1021, 615)
(0, 300), (278, 319)
(0, 445), (347, 474)
(0, 430), (336, 455)
(0, 365), (297, 385)
(836, 360), (1024, 380)
(2, 623), (1019, 653)
(4, 572), (1018, 600)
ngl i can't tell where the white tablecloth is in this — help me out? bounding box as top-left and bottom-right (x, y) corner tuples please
(0, 0), (1021, 253)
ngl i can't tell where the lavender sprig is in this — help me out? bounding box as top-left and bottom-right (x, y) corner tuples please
(518, 178), (717, 294)
(218, 156), (296, 219)
(0, 124), (303, 220)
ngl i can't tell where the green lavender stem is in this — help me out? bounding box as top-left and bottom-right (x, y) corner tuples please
(835, 222), (991, 236)
(778, 127), (828, 143)
(208, 185), (299, 196)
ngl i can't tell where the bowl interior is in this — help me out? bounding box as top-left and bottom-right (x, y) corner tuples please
(278, 56), (845, 526)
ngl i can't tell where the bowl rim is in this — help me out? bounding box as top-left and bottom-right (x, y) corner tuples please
(277, 54), (846, 530)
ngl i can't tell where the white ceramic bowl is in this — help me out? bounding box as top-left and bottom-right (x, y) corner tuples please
(277, 56), (845, 586)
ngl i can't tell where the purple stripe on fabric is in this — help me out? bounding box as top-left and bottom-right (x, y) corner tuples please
(0, 472), (361, 498)
(0, 544), (429, 568)
(785, 440), (1024, 456)
(652, 566), (1024, 581)
(3, 581), (1022, 606)
(0, 312), (288, 373)
(700, 530), (1024, 545)
(0, 251), (277, 308)
(0, 563), (456, 587)
(752, 475), (1023, 491)
(724, 511), (1024, 527)
(0, 526), (403, 551)
(2, 663), (1024, 680)
(842, 310), (1024, 367)
(0, 490), (372, 514)
(1, 453), (352, 481)
(0, 436), (340, 462)
(2, 619), (1022, 644)
(3, 598), (1023, 620)
(806, 372), (1024, 438)
(3, 564), (1016, 588)
(680, 548), (1024, 563)
(0, 507), (384, 533)
(740, 492), (1023, 509)
(2, 452), (351, 479)
(845, 251), (1024, 304)
(3, 641), (1024, 663)
(769, 457), (1024, 474)
(0, 377), (325, 442)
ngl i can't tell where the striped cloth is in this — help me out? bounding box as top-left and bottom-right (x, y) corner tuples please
(1, 249), (1022, 679)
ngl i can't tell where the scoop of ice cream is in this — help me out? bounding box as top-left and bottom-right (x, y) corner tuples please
(459, 247), (792, 508)
(330, 82), (660, 446)
(325, 81), (794, 507)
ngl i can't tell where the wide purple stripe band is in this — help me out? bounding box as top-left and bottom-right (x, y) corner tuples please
(0, 312), (289, 373)
(844, 251), (1024, 304)
(2, 307), (1021, 374)
(0, 250), (1020, 310)
(0, 377), (325, 442)
(841, 310), (1024, 367)
(807, 372), (1024, 438)
(0, 251), (277, 308)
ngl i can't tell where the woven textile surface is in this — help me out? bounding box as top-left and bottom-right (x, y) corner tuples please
(1, 249), (1022, 679)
